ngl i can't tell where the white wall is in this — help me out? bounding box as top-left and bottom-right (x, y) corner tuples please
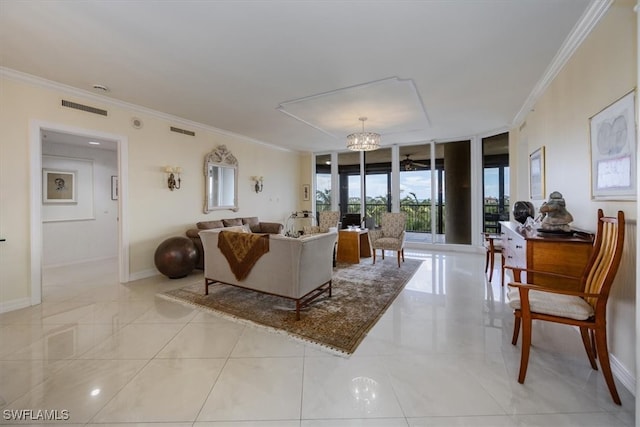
(510, 0), (637, 392)
(42, 142), (118, 267)
(0, 72), (301, 311)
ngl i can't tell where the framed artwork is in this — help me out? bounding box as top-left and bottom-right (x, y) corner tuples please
(43, 169), (76, 203)
(529, 146), (545, 200)
(111, 175), (118, 200)
(303, 184), (310, 201)
(589, 90), (637, 200)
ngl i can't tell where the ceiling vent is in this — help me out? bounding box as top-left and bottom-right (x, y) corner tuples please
(170, 126), (195, 137)
(61, 99), (108, 116)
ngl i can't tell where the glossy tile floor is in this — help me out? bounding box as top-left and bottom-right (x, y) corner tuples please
(0, 250), (634, 426)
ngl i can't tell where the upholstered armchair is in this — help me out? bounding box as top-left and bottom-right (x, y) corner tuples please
(303, 211), (340, 235)
(369, 212), (406, 267)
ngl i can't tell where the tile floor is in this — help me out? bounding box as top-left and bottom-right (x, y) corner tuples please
(0, 251), (634, 426)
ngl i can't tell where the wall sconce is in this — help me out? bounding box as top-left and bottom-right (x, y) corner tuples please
(165, 166), (182, 191)
(252, 176), (263, 193)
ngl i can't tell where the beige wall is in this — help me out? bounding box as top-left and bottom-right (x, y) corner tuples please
(510, 0), (637, 389)
(0, 75), (302, 309)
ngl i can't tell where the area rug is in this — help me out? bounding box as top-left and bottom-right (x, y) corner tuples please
(158, 258), (422, 356)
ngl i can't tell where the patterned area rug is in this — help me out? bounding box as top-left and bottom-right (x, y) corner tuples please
(159, 258), (422, 356)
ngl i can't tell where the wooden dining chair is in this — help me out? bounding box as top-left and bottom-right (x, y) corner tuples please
(507, 209), (625, 405)
(483, 232), (503, 283)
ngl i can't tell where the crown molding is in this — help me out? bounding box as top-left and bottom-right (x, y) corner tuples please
(0, 66), (293, 153)
(512, 0), (613, 128)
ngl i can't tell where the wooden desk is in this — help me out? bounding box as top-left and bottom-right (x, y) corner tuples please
(337, 229), (371, 264)
(500, 221), (594, 291)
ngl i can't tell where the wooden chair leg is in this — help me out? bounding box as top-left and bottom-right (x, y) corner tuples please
(517, 312), (532, 384)
(511, 312), (521, 345)
(397, 250), (401, 268)
(382, 250), (385, 260)
(488, 249), (495, 282)
(401, 248), (405, 262)
(591, 329), (597, 359)
(372, 249), (377, 265)
(594, 326), (622, 405)
(485, 249), (490, 273)
(579, 326), (598, 370)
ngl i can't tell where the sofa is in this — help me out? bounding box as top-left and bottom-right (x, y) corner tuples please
(186, 217), (283, 269)
(199, 229), (337, 320)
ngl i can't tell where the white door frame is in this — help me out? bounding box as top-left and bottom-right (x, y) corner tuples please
(29, 120), (129, 305)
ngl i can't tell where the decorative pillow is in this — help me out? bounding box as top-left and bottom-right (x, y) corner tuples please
(223, 218), (243, 227)
(197, 220), (224, 230)
(242, 217), (261, 232)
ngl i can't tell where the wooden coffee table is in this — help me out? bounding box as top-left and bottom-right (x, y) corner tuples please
(336, 228), (371, 264)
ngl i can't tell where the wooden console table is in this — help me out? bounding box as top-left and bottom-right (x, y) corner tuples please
(500, 221), (594, 291)
(337, 229), (371, 264)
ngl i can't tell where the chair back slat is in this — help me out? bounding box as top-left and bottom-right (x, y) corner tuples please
(582, 210), (624, 309)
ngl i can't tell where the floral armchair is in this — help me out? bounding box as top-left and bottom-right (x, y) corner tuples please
(369, 212), (406, 267)
(304, 211), (340, 235)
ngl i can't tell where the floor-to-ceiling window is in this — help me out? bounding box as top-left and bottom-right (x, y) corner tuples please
(315, 154), (332, 213)
(399, 144), (433, 241)
(482, 133), (510, 233)
(313, 134), (506, 247)
(364, 147), (391, 227)
(338, 151), (361, 220)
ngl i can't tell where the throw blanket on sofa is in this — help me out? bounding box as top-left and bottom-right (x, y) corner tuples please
(217, 231), (270, 281)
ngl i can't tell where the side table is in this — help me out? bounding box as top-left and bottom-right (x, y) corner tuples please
(337, 228), (371, 264)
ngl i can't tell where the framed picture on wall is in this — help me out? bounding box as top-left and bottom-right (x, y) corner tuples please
(589, 90), (637, 200)
(43, 169), (77, 204)
(303, 184), (310, 201)
(111, 175), (118, 200)
(529, 146), (545, 200)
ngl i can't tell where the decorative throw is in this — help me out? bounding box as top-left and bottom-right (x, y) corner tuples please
(217, 231), (270, 281)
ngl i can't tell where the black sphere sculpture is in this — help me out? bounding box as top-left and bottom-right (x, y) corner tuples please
(512, 201), (535, 224)
(154, 236), (198, 279)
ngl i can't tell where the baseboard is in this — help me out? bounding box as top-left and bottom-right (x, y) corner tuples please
(611, 353), (635, 396)
(128, 268), (158, 282)
(0, 297), (31, 314)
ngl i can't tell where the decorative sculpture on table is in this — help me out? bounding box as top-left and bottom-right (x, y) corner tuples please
(539, 191), (573, 233)
(512, 201), (535, 224)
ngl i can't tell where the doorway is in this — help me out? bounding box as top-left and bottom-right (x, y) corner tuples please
(29, 121), (129, 305)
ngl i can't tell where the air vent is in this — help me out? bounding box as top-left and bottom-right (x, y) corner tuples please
(170, 126), (195, 137)
(61, 99), (108, 116)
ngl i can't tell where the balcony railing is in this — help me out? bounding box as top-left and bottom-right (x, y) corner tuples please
(316, 202), (509, 234)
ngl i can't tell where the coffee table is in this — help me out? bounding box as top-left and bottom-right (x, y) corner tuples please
(337, 228), (371, 264)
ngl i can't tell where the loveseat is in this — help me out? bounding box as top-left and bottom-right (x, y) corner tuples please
(186, 217), (283, 269)
(199, 229), (337, 320)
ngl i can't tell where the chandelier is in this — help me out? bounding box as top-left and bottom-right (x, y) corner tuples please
(347, 117), (380, 151)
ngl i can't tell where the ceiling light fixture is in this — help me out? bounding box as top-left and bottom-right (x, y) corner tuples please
(347, 117), (380, 151)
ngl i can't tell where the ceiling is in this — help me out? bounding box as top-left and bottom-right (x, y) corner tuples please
(0, 1), (594, 153)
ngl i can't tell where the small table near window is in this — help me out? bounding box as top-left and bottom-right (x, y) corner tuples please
(337, 228), (371, 264)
